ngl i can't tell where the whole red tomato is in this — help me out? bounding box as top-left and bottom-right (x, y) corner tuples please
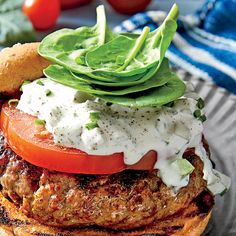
(61, 0), (92, 10)
(23, 0), (61, 30)
(107, 0), (151, 14)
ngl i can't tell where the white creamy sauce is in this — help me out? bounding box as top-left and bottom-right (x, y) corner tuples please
(17, 78), (230, 194)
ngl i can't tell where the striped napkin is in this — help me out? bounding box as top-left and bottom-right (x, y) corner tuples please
(114, 0), (236, 95)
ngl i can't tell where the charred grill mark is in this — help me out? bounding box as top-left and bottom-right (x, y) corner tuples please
(111, 170), (149, 188)
(183, 148), (195, 164)
(184, 190), (214, 219)
(0, 133), (11, 176)
(0, 206), (10, 225)
(0, 206), (70, 236)
(32, 234), (55, 236)
(0, 206), (29, 226)
(0, 93), (11, 100)
(67, 225), (170, 236)
(147, 234), (167, 236)
(32, 233), (70, 236)
(0, 151), (10, 176)
(76, 174), (97, 189)
(161, 225), (183, 235)
(195, 190), (214, 214)
(76, 170), (150, 190)
(0, 133), (6, 157)
(0, 134), (5, 153)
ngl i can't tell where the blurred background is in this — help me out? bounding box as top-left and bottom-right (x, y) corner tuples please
(57, 0), (205, 28)
(0, 0), (206, 47)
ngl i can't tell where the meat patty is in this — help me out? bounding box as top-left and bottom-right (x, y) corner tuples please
(0, 132), (211, 230)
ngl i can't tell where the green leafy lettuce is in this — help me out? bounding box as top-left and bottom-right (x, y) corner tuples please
(39, 4), (186, 107)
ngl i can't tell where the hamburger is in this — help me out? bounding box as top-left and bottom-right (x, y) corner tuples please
(0, 5), (230, 236)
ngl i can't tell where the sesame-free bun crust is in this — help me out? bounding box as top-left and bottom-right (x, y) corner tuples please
(0, 192), (212, 236)
(0, 43), (50, 95)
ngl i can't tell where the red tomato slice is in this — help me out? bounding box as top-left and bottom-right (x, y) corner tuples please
(0, 104), (157, 174)
(128, 150), (157, 170)
(0, 104), (126, 174)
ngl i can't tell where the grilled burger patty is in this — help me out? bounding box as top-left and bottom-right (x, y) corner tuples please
(0, 132), (213, 230)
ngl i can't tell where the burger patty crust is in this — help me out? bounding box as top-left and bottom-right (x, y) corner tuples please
(0, 132), (212, 230)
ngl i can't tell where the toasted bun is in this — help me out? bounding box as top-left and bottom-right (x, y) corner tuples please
(0, 43), (50, 95)
(0, 192), (211, 236)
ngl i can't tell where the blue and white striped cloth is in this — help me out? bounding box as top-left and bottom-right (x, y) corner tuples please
(114, 0), (236, 95)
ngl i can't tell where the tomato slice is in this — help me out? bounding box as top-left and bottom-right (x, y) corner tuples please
(0, 104), (126, 174)
(128, 150), (157, 170)
(0, 104), (157, 174)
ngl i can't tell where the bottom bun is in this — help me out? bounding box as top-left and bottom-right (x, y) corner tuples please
(0, 192), (212, 236)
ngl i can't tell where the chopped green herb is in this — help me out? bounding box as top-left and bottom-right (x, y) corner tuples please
(199, 114), (207, 123)
(8, 99), (19, 106)
(85, 112), (100, 130)
(20, 80), (31, 91)
(45, 89), (52, 96)
(90, 112), (100, 122)
(193, 109), (201, 118)
(86, 122), (99, 130)
(220, 188), (228, 196)
(36, 80), (44, 86)
(197, 98), (205, 109)
(174, 159), (195, 176)
(35, 119), (46, 126)
(193, 109), (207, 122)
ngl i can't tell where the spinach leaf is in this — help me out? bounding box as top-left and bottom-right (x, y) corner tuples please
(71, 58), (169, 87)
(72, 64), (157, 86)
(40, 4), (185, 108)
(96, 77), (186, 107)
(86, 27), (150, 71)
(44, 58), (172, 96)
(0, 0), (36, 47)
(76, 62), (157, 83)
(39, 5), (115, 74)
(39, 4), (178, 80)
(85, 4), (178, 77)
(84, 35), (137, 71)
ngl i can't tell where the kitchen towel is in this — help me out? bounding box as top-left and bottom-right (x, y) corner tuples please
(114, 0), (236, 95)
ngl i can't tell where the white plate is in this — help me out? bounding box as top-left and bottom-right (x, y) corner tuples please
(177, 69), (236, 236)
